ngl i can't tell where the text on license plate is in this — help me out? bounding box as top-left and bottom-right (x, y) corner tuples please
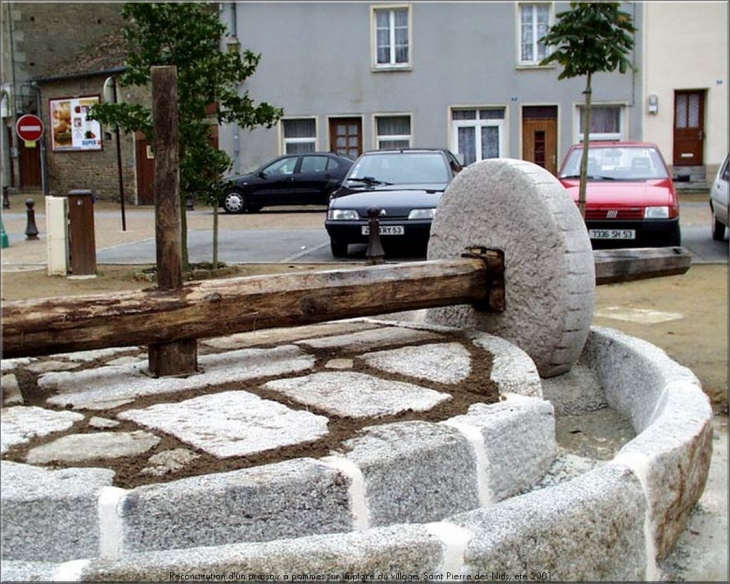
(589, 229), (636, 240)
(362, 225), (405, 236)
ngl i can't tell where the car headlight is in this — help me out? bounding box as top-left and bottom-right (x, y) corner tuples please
(327, 209), (359, 220)
(644, 206), (670, 219)
(407, 208), (437, 220)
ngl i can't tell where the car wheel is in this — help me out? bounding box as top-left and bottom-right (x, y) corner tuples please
(330, 239), (348, 258)
(222, 190), (247, 214)
(712, 217), (726, 241)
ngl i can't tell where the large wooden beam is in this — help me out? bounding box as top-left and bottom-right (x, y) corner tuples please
(149, 65), (197, 377)
(1, 258), (490, 359)
(1, 247), (694, 360)
(593, 247), (692, 285)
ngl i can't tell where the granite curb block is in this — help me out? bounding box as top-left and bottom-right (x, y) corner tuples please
(587, 326), (715, 561)
(7, 464), (651, 582)
(0, 463), (116, 563)
(0, 398), (556, 563)
(0, 326), (714, 581)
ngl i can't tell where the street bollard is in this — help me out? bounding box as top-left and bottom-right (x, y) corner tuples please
(365, 207), (385, 265)
(25, 198), (39, 240)
(2, 185), (9, 209)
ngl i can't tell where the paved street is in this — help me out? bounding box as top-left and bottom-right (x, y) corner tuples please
(90, 201), (730, 266)
(2, 198), (727, 267)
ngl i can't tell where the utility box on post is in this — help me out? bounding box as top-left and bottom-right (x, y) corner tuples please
(66, 189), (96, 277)
(46, 196), (69, 275)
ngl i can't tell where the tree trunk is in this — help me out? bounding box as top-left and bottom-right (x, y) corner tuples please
(213, 202), (219, 270)
(578, 71), (593, 218)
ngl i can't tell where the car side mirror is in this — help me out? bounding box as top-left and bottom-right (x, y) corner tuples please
(258, 171), (267, 179)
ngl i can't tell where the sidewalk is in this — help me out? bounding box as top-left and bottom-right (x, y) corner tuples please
(1, 198), (335, 270)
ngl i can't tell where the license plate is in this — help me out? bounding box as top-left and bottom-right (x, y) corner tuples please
(361, 225), (405, 236)
(589, 229), (636, 240)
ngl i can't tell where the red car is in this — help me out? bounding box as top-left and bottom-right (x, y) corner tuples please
(558, 141), (681, 247)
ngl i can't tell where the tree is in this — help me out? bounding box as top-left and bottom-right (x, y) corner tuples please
(539, 2), (636, 217)
(90, 3), (283, 269)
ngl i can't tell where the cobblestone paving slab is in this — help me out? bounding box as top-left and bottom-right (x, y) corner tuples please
(264, 371), (451, 418)
(361, 342), (471, 383)
(119, 391), (330, 457)
(41, 345), (315, 410)
(1, 407), (84, 454)
(26, 431), (161, 464)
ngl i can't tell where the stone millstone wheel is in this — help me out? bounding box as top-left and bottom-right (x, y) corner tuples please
(426, 158), (595, 378)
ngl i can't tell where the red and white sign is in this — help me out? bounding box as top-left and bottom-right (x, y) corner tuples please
(15, 113), (45, 142)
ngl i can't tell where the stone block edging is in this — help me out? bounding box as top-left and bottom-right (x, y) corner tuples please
(1, 326), (714, 581)
(1, 328), (552, 565)
(587, 326), (714, 560)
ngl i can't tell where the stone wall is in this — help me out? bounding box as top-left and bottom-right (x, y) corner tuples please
(7, 4), (124, 83)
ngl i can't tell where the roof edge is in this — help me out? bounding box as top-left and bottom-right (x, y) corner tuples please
(32, 66), (128, 85)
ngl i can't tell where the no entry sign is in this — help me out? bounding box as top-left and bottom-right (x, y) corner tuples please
(15, 113), (45, 142)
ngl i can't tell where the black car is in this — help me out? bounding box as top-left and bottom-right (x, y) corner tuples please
(220, 152), (354, 213)
(324, 148), (464, 257)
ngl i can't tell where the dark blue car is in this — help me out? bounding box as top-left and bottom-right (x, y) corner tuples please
(324, 148), (464, 257)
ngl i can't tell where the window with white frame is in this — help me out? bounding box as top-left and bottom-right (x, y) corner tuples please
(519, 3), (551, 65)
(451, 108), (506, 166)
(577, 105), (624, 141)
(373, 5), (410, 69)
(282, 118), (317, 154)
(375, 115), (412, 148)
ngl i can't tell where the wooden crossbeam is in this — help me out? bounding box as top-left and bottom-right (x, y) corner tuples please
(1, 258), (490, 359)
(1, 247), (692, 361)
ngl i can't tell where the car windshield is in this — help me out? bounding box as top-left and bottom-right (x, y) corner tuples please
(346, 152), (450, 185)
(559, 146), (670, 181)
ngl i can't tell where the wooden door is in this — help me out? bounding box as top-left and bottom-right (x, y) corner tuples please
(522, 106), (558, 175)
(135, 133), (155, 205)
(18, 138), (42, 189)
(135, 119), (218, 206)
(329, 118), (362, 159)
(673, 90), (705, 166)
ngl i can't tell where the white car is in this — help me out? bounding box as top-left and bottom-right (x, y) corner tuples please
(710, 154), (729, 241)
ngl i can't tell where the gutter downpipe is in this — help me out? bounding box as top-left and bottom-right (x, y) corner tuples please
(5, 2), (19, 192)
(230, 2), (241, 174)
(29, 81), (48, 196)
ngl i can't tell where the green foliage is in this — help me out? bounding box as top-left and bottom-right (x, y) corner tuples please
(89, 2), (283, 205)
(538, 2), (637, 217)
(539, 2), (637, 78)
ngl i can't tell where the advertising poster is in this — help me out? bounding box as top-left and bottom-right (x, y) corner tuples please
(50, 96), (102, 152)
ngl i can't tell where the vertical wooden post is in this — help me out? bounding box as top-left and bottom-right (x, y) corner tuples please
(148, 65), (198, 377)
